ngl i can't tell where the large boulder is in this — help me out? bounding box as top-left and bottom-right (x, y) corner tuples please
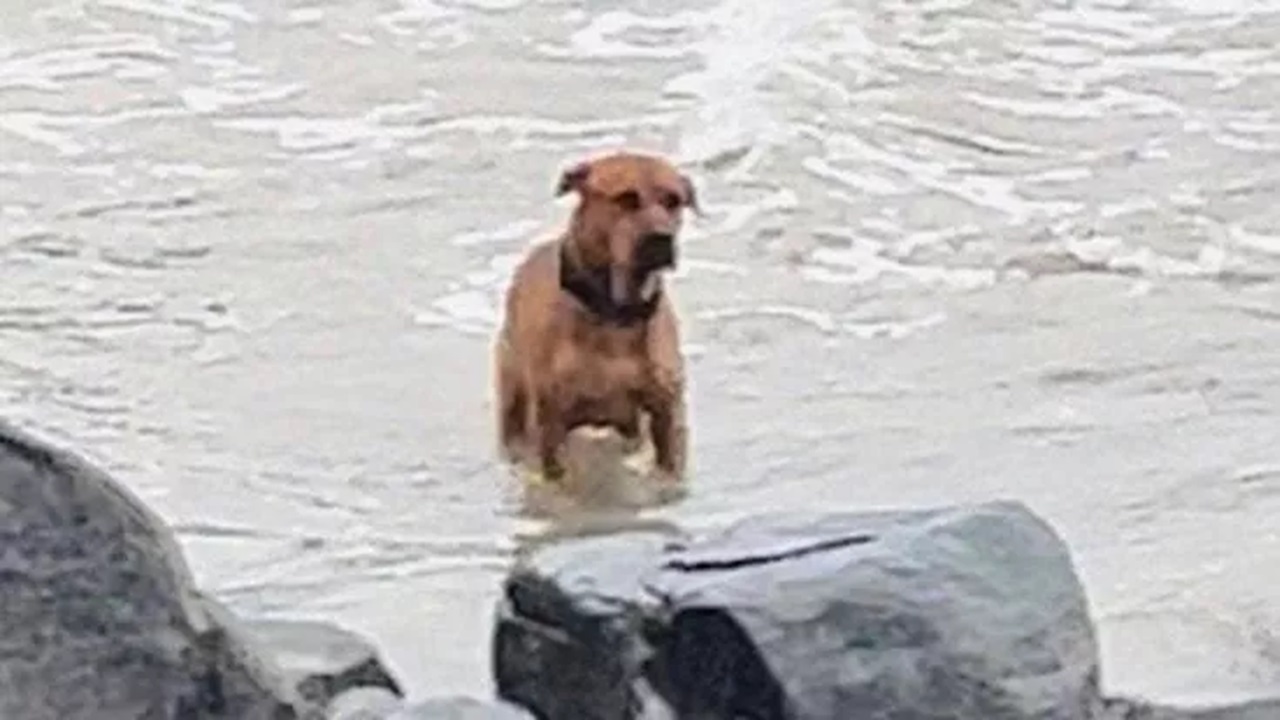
(0, 420), (401, 719)
(492, 500), (1102, 720)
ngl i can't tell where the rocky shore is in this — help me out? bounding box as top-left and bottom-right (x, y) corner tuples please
(1, 419), (1276, 719)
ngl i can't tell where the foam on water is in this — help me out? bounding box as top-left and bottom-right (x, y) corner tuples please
(538, 9), (712, 61)
(669, 0), (837, 165)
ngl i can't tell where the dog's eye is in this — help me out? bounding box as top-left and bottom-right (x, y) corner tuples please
(660, 192), (682, 211)
(614, 190), (641, 211)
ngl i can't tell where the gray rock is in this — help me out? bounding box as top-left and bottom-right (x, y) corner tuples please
(493, 529), (678, 720)
(327, 687), (404, 719)
(0, 420), (397, 719)
(243, 619), (402, 707)
(492, 500), (1102, 720)
(0, 420), (298, 718)
(387, 696), (536, 719)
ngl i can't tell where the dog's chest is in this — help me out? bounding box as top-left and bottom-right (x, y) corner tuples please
(554, 346), (649, 421)
(562, 349), (646, 393)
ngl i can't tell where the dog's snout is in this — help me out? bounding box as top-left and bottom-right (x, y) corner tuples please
(636, 232), (676, 270)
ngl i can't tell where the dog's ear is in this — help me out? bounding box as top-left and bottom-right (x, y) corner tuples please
(555, 162), (591, 197)
(680, 174), (702, 216)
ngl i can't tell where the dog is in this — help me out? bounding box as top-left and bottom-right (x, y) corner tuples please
(492, 150), (698, 486)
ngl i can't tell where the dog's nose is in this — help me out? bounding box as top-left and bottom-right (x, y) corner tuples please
(636, 232), (676, 270)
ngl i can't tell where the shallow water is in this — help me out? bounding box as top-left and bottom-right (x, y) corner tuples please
(4, 0), (1280, 705)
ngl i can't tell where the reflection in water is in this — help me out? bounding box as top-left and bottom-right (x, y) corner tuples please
(504, 425), (689, 522)
(4, 0), (1280, 703)
(510, 510), (689, 566)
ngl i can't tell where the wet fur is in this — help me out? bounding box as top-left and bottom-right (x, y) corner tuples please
(492, 151), (697, 483)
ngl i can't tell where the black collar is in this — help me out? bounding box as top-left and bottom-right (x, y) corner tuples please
(558, 244), (661, 327)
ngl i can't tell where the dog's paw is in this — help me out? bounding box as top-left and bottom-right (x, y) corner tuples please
(651, 468), (682, 485)
(652, 476), (688, 504)
(524, 468), (548, 487)
(527, 462), (569, 488)
(526, 467), (564, 487)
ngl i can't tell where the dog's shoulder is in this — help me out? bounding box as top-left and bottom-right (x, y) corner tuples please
(510, 238), (561, 281)
(503, 238), (567, 336)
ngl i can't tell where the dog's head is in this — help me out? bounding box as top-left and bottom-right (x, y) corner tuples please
(556, 151), (700, 307)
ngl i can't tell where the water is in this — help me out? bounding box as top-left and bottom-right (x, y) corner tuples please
(4, 0), (1280, 706)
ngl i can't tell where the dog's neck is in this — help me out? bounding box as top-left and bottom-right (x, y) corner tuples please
(558, 243), (661, 327)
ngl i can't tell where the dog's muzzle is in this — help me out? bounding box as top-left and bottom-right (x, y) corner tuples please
(635, 232), (677, 273)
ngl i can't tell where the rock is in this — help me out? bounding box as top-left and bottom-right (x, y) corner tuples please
(387, 696), (536, 719)
(493, 529), (678, 720)
(0, 419), (399, 719)
(492, 500), (1102, 720)
(242, 618), (402, 707)
(327, 687), (404, 719)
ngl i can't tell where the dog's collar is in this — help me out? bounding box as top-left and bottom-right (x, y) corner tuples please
(558, 245), (661, 326)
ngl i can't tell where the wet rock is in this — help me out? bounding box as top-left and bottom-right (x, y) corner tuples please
(327, 687), (404, 719)
(492, 500), (1102, 720)
(493, 530), (678, 720)
(0, 420), (399, 719)
(243, 618), (402, 707)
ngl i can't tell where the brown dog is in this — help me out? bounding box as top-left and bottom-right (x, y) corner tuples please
(492, 150), (698, 485)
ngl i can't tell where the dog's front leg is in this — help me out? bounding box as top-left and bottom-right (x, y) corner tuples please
(644, 389), (686, 483)
(533, 393), (568, 483)
(495, 375), (527, 462)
